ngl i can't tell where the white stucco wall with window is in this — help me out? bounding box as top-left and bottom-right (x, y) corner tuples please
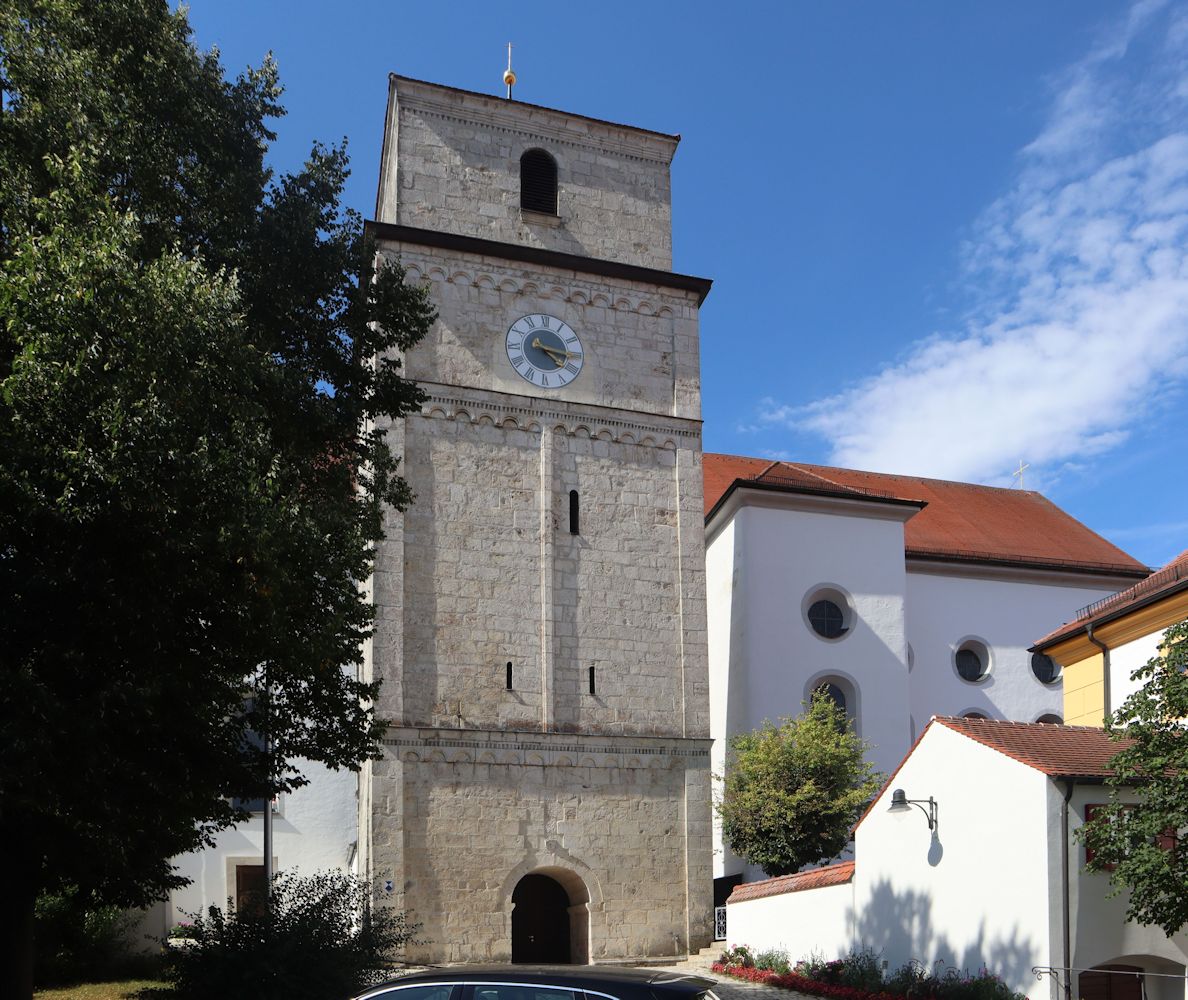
(705, 484), (1130, 886)
(905, 568), (1120, 732)
(706, 492), (914, 881)
(167, 760), (357, 926)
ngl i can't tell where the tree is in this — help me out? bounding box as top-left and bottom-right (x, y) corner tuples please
(1079, 619), (1188, 935)
(0, 2), (435, 995)
(716, 692), (883, 877)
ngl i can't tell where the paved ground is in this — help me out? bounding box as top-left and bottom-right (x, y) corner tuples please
(645, 965), (814, 1000)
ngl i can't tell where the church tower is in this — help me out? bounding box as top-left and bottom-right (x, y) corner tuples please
(359, 74), (714, 963)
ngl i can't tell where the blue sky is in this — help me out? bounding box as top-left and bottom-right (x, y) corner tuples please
(185, 1), (1188, 569)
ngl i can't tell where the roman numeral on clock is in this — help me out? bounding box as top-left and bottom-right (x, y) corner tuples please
(565, 363), (579, 375)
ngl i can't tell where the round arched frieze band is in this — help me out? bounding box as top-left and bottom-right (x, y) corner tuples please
(394, 259), (677, 319)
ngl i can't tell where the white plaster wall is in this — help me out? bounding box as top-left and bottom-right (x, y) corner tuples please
(707, 519), (737, 879)
(169, 760), (357, 922)
(1067, 784), (1188, 996)
(734, 504), (911, 773)
(906, 570), (1121, 727)
(711, 500), (911, 882)
(727, 881), (854, 958)
(853, 723), (1055, 999)
(1108, 632), (1164, 714)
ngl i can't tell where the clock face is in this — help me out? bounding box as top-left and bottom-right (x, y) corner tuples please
(505, 314), (584, 389)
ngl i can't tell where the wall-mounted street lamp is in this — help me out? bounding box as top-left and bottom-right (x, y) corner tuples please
(888, 789), (938, 830)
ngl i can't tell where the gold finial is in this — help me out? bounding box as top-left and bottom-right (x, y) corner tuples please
(503, 42), (516, 99)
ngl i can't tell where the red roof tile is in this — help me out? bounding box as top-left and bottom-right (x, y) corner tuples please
(727, 860), (855, 903)
(936, 716), (1131, 777)
(704, 453), (1147, 577)
(1034, 550), (1188, 648)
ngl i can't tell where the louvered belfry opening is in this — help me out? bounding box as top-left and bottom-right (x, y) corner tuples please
(520, 148), (558, 214)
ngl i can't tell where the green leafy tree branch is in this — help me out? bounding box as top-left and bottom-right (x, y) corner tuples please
(716, 692), (884, 877)
(1079, 618), (1188, 935)
(0, 2), (435, 995)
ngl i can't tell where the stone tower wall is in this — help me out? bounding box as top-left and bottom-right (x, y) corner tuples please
(375, 76), (677, 270)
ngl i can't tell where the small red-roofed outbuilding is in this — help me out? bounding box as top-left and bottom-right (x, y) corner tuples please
(724, 719), (1188, 1000)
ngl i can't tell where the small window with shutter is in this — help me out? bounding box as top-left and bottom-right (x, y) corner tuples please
(521, 149), (558, 215)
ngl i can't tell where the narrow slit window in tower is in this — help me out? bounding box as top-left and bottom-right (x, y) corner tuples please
(569, 490), (579, 534)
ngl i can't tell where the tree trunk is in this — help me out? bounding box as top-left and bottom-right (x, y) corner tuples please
(0, 866), (37, 1000)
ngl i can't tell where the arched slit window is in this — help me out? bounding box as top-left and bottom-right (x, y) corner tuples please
(521, 149), (558, 214)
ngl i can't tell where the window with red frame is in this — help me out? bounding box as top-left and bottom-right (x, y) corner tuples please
(1085, 803), (1177, 870)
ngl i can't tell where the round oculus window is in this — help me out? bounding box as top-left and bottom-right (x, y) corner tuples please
(954, 641), (990, 682)
(808, 599), (846, 639)
(1031, 652), (1061, 685)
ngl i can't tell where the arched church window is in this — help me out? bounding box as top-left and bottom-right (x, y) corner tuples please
(815, 682), (847, 716)
(1036, 713), (1063, 724)
(1031, 652), (1060, 685)
(962, 711), (988, 720)
(806, 675), (857, 733)
(520, 149), (557, 214)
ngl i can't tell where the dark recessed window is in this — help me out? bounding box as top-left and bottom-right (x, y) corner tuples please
(569, 490), (579, 535)
(506, 661), (513, 690)
(962, 711), (988, 720)
(588, 665), (596, 695)
(815, 682), (847, 716)
(955, 642), (989, 682)
(808, 600), (846, 639)
(520, 149), (557, 214)
(1037, 713), (1063, 725)
(1031, 652), (1060, 685)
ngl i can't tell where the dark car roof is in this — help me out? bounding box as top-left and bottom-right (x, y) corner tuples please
(358, 966), (715, 999)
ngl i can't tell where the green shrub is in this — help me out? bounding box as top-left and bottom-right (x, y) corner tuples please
(755, 948), (793, 975)
(34, 886), (157, 986)
(835, 948), (885, 991)
(884, 958), (936, 997)
(719, 944), (755, 967)
(935, 966), (1026, 1000)
(165, 870), (420, 1000)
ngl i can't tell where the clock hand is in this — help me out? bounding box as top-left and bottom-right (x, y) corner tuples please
(532, 338), (573, 367)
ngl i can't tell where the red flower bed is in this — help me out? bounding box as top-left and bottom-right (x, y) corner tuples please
(711, 963), (900, 1000)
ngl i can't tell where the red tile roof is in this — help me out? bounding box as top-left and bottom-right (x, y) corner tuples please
(704, 453), (1147, 577)
(1034, 550), (1188, 648)
(727, 860), (855, 904)
(936, 716), (1131, 777)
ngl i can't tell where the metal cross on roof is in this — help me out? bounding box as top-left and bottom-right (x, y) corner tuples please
(1012, 459), (1030, 489)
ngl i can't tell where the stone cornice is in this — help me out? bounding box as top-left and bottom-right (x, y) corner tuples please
(381, 726), (711, 769)
(368, 223), (712, 305)
(393, 75), (679, 165)
(413, 383), (702, 451)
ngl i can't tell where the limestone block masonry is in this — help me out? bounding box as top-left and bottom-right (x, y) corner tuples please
(359, 75), (714, 964)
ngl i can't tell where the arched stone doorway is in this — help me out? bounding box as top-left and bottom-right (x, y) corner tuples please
(511, 868), (589, 964)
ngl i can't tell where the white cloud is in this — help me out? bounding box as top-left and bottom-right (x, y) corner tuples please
(776, 2), (1188, 483)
